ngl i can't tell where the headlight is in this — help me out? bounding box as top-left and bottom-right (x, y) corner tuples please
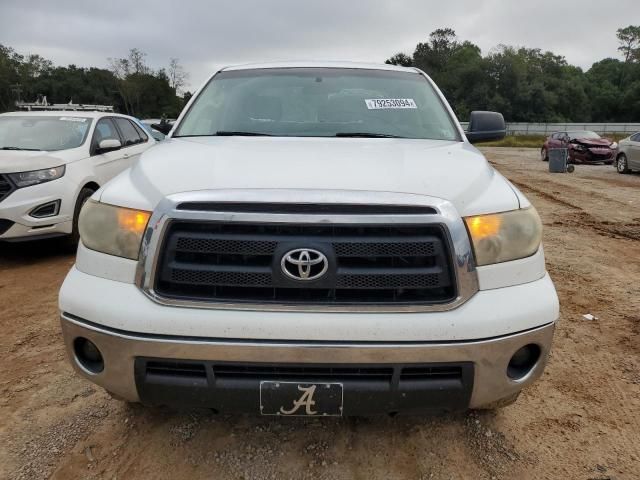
(464, 207), (542, 266)
(9, 165), (65, 187)
(610, 142), (618, 149)
(79, 200), (151, 260)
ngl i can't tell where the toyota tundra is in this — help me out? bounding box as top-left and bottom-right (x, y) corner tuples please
(59, 62), (559, 415)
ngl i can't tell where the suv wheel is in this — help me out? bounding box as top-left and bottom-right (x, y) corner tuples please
(65, 187), (95, 248)
(617, 154), (631, 174)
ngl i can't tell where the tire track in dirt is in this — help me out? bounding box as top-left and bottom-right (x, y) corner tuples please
(511, 179), (640, 241)
(509, 179), (583, 210)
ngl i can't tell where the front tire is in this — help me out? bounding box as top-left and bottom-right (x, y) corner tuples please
(617, 154), (631, 174)
(541, 148), (548, 162)
(65, 187), (95, 247)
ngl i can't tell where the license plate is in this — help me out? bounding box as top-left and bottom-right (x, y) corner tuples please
(260, 381), (343, 417)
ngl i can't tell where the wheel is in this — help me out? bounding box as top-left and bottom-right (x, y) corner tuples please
(566, 165), (575, 173)
(541, 148), (548, 162)
(65, 187), (95, 248)
(617, 154), (631, 174)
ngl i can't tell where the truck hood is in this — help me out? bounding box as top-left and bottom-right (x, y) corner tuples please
(0, 148), (83, 174)
(99, 137), (521, 216)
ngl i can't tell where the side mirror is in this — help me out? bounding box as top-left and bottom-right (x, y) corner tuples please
(96, 138), (122, 153)
(151, 122), (173, 135)
(465, 111), (506, 143)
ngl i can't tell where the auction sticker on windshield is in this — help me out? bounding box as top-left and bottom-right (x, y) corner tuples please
(365, 98), (417, 109)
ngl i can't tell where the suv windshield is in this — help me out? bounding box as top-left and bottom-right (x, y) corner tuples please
(0, 116), (92, 151)
(175, 68), (460, 141)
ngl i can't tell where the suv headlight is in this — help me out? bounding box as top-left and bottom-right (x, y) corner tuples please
(464, 207), (542, 266)
(9, 165), (65, 187)
(79, 200), (151, 260)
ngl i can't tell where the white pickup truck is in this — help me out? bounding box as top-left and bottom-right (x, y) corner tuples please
(59, 62), (559, 415)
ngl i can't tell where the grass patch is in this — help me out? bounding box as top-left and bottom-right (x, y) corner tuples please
(478, 135), (547, 148)
(477, 133), (627, 148)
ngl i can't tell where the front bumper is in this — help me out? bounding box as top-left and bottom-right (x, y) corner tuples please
(61, 313), (555, 412)
(570, 149), (614, 164)
(0, 178), (74, 240)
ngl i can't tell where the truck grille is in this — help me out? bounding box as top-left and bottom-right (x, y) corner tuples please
(154, 220), (456, 306)
(0, 175), (15, 203)
(141, 359), (467, 383)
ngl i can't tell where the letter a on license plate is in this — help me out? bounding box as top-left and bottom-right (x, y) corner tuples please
(260, 381), (343, 416)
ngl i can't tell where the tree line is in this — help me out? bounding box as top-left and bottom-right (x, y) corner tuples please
(1, 26), (639, 122)
(386, 26), (640, 122)
(0, 47), (190, 118)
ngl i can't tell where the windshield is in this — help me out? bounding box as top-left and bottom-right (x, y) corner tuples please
(0, 116), (92, 151)
(175, 68), (460, 140)
(568, 131), (600, 140)
(141, 123), (165, 140)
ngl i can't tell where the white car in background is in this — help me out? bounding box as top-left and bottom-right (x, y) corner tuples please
(0, 111), (155, 242)
(615, 131), (640, 174)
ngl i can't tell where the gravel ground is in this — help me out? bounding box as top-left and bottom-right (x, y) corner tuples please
(1, 147), (639, 479)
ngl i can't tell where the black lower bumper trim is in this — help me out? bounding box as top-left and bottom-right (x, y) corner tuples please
(134, 358), (474, 414)
(0, 219), (15, 236)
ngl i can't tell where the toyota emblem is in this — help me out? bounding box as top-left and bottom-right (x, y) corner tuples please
(281, 248), (328, 281)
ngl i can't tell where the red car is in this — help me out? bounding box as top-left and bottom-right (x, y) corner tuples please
(541, 131), (617, 164)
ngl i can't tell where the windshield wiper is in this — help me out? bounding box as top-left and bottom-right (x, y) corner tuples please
(335, 132), (404, 138)
(215, 131), (273, 137)
(1, 146), (41, 151)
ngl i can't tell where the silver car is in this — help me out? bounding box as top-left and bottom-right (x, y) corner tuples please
(616, 132), (640, 174)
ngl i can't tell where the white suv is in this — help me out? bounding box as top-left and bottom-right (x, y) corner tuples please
(60, 62), (559, 415)
(0, 111), (155, 242)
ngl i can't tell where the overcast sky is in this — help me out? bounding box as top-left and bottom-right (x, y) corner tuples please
(1, 0), (634, 91)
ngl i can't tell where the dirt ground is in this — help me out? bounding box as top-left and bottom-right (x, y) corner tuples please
(1, 147), (639, 480)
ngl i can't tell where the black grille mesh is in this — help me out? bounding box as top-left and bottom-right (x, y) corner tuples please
(155, 220), (455, 305)
(336, 273), (442, 289)
(333, 241), (435, 257)
(171, 269), (273, 287)
(176, 237), (278, 255)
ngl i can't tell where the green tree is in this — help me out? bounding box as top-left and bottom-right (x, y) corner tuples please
(0, 45), (22, 110)
(385, 53), (413, 67)
(617, 25), (640, 63)
(107, 48), (183, 117)
(413, 28), (460, 81)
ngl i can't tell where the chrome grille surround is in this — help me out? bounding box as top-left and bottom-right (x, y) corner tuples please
(135, 189), (479, 313)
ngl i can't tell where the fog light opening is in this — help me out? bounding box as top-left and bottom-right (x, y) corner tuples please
(29, 200), (61, 219)
(507, 344), (541, 380)
(73, 337), (104, 374)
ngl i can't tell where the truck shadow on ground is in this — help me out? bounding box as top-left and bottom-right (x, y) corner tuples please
(0, 238), (75, 267)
